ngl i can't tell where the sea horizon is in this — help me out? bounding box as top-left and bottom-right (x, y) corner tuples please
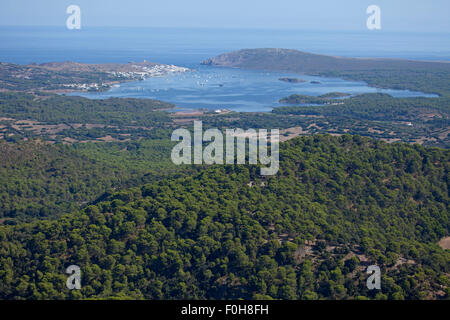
(1, 26), (450, 66)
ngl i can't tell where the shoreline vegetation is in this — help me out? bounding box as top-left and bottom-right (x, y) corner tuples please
(201, 48), (450, 96)
(279, 92), (351, 105)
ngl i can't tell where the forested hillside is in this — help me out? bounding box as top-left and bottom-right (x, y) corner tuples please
(0, 92), (174, 125)
(0, 138), (186, 221)
(1, 135), (448, 300)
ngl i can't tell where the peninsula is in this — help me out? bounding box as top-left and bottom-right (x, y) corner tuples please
(0, 60), (189, 93)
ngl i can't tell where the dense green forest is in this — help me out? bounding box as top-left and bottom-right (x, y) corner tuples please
(0, 89), (448, 225)
(0, 92), (178, 143)
(0, 135), (448, 299)
(279, 92), (351, 104)
(0, 138), (193, 221)
(0, 92), (174, 125)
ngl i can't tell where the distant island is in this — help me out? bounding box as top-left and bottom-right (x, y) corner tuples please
(279, 77), (306, 83)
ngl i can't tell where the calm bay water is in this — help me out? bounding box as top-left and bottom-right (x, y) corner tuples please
(0, 26), (446, 111)
(70, 66), (437, 112)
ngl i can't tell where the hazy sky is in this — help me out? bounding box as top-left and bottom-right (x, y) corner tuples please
(1, 0), (449, 32)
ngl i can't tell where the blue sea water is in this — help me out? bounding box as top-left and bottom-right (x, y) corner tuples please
(0, 26), (447, 111)
(1, 26), (450, 65)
